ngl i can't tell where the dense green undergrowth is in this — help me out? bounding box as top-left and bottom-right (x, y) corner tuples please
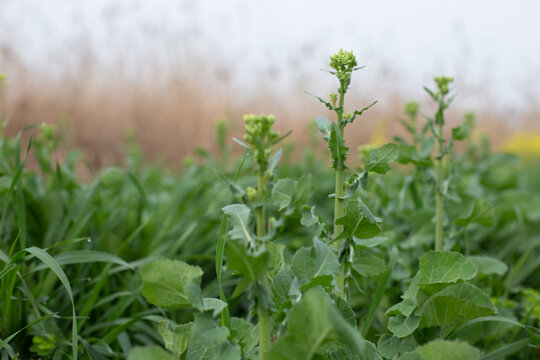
(0, 55), (539, 360)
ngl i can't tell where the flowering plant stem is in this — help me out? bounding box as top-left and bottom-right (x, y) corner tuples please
(435, 120), (444, 251)
(334, 83), (346, 297)
(333, 84), (346, 241)
(256, 173), (270, 360)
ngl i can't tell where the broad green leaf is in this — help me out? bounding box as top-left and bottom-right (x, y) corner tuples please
(272, 179), (295, 211)
(291, 238), (340, 290)
(268, 148), (283, 175)
(451, 123), (469, 141)
(387, 273), (420, 317)
(353, 236), (388, 248)
(335, 200), (381, 241)
(416, 340), (481, 360)
(266, 287), (333, 359)
(352, 250), (386, 277)
(388, 315), (420, 338)
(356, 197), (382, 224)
(301, 206), (320, 227)
(158, 320), (192, 357)
(377, 335), (400, 359)
(213, 342), (241, 360)
(141, 259), (203, 308)
(417, 283), (497, 336)
(397, 352), (422, 360)
(222, 204), (254, 246)
(331, 294), (357, 327)
(386, 298), (416, 318)
(272, 175), (314, 215)
(326, 342), (382, 360)
(186, 314), (230, 360)
(419, 251), (477, 284)
(364, 143), (399, 174)
(468, 256), (508, 276)
(202, 298), (228, 317)
(231, 317), (258, 356)
(398, 144), (416, 165)
(328, 305), (371, 356)
(293, 174), (315, 208)
(329, 123), (349, 170)
(455, 198), (494, 227)
(128, 346), (176, 360)
(268, 288), (366, 360)
(272, 268), (295, 310)
(420, 137), (435, 159)
(227, 240), (269, 283)
(315, 116), (332, 142)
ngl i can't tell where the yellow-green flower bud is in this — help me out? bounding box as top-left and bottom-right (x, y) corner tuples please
(329, 92), (338, 106)
(434, 76), (454, 96)
(39, 123), (58, 142)
(405, 102), (419, 118)
(246, 186), (257, 202)
(242, 113), (282, 174)
(329, 49), (358, 84)
(183, 155), (195, 168)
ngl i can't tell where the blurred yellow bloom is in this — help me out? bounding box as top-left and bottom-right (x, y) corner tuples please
(369, 122), (387, 147)
(502, 132), (540, 156)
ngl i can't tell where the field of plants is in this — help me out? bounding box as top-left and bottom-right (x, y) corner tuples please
(0, 51), (539, 359)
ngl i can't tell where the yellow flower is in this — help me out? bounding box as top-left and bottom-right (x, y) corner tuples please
(502, 132), (540, 156)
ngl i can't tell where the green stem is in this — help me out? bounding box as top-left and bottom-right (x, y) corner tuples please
(333, 83), (346, 297)
(334, 169), (345, 239)
(256, 173), (270, 359)
(409, 179), (422, 209)
(256, 174), (265, 238)
(258, 302), (270, 359)
(333, 84), (346, 240)
(435, 121), (444, 251)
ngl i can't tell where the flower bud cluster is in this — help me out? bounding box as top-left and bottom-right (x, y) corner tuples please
(434, 76), (454, 96)
(329, 49), (358, 85)
(405, 102), (419, 118)
(242, 114), (280, 174)
(39, 123), (58, 142)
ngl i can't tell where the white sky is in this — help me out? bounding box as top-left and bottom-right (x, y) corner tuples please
(1, 0), (539, 111)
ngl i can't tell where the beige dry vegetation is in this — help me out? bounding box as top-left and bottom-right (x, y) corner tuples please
(1, 44), (538, 171)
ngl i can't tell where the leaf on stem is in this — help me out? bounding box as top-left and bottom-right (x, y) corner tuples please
(419, 251), (477, 285)
(141, 259), (203, 308)
(364, 143), (399, 174)
(455, 198), (495, 227)
(329, 123), (349, 170)
(335, 199), (381, 241)
(222, 204), (254, 246)
(291, 238), (340, 291)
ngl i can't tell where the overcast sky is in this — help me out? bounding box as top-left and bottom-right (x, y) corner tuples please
(1, 0), (539, 110)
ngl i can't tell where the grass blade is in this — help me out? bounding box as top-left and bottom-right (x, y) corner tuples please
(0, 313), (57, 352)
(216, 155), (247, 329)
(481, 338), (531, 360)
(26, 246), (79, 360)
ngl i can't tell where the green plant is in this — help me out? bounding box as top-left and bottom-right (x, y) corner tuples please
(309, 49), (380, 298)
(425, 76), (455, 251)
(2, 52), (540, 360)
